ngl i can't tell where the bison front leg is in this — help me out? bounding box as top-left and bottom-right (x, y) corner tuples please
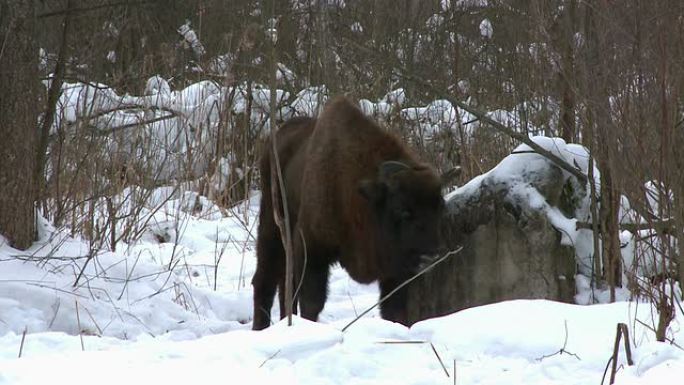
(379, 278), (409, 325)
(293, 234), (334, 322)
(298, 261), (330, 321)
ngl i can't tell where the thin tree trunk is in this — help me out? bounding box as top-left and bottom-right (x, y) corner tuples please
(36, 0), (72, 210)
(599, 166), (622, 301)
(554, 0), (576, 142)
(583, 0), (622, 300)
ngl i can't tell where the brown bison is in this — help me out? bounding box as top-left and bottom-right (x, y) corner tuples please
(251, 97), (444, 330)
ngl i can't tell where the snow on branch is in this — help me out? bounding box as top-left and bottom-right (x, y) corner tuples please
(178, 20), (206, 59)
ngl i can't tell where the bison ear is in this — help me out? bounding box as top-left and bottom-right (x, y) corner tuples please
(379, 161), (410, 181)
(359, 179), (386, 204)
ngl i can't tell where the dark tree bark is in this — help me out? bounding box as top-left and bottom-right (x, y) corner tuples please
(0, 1), (39, 249)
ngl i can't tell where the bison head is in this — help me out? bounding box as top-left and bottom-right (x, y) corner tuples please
(359, 161), (445, 277)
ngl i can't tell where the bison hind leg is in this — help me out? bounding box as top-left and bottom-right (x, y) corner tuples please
(252, 230), (285, 331)
(379, 278), (409, 326)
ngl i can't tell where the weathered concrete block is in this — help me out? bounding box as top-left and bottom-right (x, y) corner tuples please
(407, 158), (577, 324)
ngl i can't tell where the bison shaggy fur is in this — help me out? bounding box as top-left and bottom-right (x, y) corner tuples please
(252, 97), (444, 330)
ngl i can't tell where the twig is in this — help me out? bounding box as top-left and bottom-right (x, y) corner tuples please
(609, 323), (623, 384)
(18, 327), (27, 358)
(83, 305), (103, 336)
(26, 282), (88, 299)
(293, 229), (308, 302)
(268, 43), (295, 326)
(259, 349), (281, 368)
(213, 229), (227, 291)
(430, 342), (450, 378)
(620, 323), (634, 366)
(600, 356), (614, 385)
(47, 298), (61, 329)
(374, 340), (450, 378)
(341, 247), (462, 332)
(607, 323), (634, 385)
(634, 318), (684, 350)
(536, 320), (581, 361)
(117, 251), (141, 300)
(75, 300), (84, 351)
(73, 249), (96, 287)
(95, 112), (180, 135)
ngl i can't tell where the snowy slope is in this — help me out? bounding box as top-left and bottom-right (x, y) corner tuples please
(1, 300), (682, 384)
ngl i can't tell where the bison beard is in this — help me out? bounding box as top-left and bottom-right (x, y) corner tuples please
(252, 97), (444, 330)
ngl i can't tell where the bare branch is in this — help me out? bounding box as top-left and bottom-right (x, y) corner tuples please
(575, 219), (676, 235)
(396, 72), (588, 185)
(38, 0), (155, 19)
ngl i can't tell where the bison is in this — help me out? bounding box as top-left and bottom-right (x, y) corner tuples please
(251, 96), (444, 330)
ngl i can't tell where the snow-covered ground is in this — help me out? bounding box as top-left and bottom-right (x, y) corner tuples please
(1, 74), (681, 383)
(1, 188), (683, 384)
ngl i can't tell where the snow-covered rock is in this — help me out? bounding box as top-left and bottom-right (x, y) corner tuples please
(407, 137), (603, 322)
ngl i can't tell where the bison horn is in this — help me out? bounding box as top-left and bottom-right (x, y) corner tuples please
(379, 161), (410, 180)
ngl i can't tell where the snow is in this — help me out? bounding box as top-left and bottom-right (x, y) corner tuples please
(426, 14), (445, 29)
(455, 0), (489, 8)
(290, 86), (329, 116)
(441, 0), (451, 12)
(2, 175), (684, 384)
(480, 18), (493, 38)
(1, 275), (682, 385)
(5, 76), (682, 384)
(351, 22), (363, 33)
(178, 21), (205, 58)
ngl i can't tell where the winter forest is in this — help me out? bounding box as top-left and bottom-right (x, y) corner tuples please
(1, 0), (684, 383)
